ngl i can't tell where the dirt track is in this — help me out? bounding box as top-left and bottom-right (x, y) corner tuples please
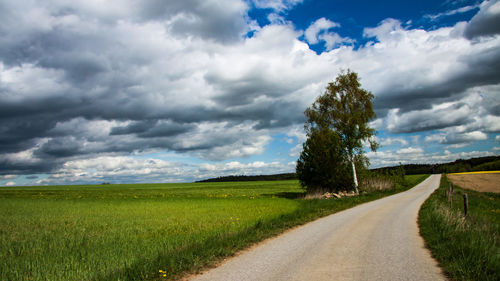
(448, 173), (500, 193)
(190, 175), (445, 281)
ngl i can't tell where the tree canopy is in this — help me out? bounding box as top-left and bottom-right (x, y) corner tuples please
(297, 70), (377, 194)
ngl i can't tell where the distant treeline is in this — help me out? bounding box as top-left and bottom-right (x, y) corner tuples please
(196, 173), (297, 183)
(196, 155), (500, 183)
(372, 155), (500, 175)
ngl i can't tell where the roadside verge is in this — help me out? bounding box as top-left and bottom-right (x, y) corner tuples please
(418, 174), (500, 281)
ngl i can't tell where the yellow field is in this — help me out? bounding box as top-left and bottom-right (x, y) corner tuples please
(447, 172), (500, 193)
(448, 170), (500, 175)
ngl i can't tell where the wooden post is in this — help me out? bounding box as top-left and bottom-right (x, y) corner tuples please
(463, 193), (469, 217)
(449, 184), (453, 208)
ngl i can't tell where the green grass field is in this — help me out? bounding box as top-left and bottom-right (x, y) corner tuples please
(418, 175), (500, 281)
(1, 175), (427, 281)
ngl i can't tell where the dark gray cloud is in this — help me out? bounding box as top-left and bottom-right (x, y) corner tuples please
(35, 137), (85, 158)
(110, 120), (160, 135)
(0, 116), (58, 153)
(386, 103), (474, 134)
(134, 0), (249, 42)
(111, 120), (195, 138)
(465, 0), (500, 39)
(0, 155), (59, 175)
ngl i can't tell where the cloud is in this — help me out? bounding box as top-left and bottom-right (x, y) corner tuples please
(442, 131), (488, 144)
(397, 147), (424, 155)
(251, 0), (303, 12)
(304, 18), (352, 50)
(0, 1), (499, 181)
(425, 134), (445, 143)
(363, 18), (403, 40)
(305, 18), (340, 44)
(379, 137), (408, 147)
(358, 18), (500, 115)
(41, 155), (294, 184)
(423, 129), (488, 147)
(425, 4), (480, 21)
(384, 100), (474, 133)
(465, 0), (500, 39)
(289, 143), (302, 157)
(4, 181), (15, 186)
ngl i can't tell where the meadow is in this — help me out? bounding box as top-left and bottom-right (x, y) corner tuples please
(1, 176), (427, 281)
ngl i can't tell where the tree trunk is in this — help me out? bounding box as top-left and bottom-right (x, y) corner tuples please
(351, 154), (359, 194)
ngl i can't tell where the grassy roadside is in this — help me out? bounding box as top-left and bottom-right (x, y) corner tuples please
(418, 175), (500, 281)
(0, 175), (428, 281)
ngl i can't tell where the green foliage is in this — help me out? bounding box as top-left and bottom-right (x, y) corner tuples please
(304, 70), (377, 154)
(296, 129), (352, 193)
(418, 175), (500, 281)
(298, 70), (377, 193)
(473, 160), (500, 171)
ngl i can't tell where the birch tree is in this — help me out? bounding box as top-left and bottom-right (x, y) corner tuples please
(302, 70), (377, 193)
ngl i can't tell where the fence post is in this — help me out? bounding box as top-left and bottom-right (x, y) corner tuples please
(449, 184), (453, 208)
(463, 193), (469, 217)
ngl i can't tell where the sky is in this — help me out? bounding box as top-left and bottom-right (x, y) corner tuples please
(1, 0), (499, 186)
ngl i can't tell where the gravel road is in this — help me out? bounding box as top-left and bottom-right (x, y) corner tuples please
(190, 174), (445, 281)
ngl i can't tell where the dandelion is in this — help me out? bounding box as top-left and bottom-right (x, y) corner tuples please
(163, 274), (167, 277)
(159, 270), (163, 273)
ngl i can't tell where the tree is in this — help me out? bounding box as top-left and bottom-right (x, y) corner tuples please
(296, 128), (351, 194)
(300, 70), (377, 194)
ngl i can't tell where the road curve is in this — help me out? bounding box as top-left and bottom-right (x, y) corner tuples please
(190, 174), (445, 281)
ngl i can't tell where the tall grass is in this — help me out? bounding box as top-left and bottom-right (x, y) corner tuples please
(360, 173), (428, 192)
(1, 177), (427, 281)
(418, 175), (500, 281)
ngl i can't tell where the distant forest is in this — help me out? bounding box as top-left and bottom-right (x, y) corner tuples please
(196, 155), (500, 183)
(196, 173), (297, 183)
(373, 155), (500, 175)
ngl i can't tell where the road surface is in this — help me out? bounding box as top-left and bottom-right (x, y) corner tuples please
(190, 174), (445, 281)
